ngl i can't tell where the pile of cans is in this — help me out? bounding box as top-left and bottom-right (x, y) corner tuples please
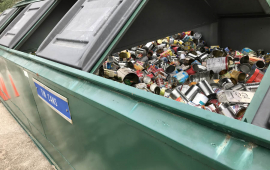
(98, 31), (269, 120)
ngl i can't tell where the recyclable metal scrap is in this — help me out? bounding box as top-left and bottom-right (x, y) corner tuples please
(98, 31), (268, 120)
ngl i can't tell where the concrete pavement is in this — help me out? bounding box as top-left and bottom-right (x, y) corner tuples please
(0, 103), (55, 170)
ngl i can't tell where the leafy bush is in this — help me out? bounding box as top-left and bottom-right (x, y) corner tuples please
(0, 0), (21, 12)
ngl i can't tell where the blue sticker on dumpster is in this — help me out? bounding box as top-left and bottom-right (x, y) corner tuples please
(33, 78), (72, 124)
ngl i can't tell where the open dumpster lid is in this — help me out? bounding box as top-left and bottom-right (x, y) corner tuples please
(36, 0), (144, 70)
(36, 0), (217, 71)
(0, 8), (18, 29)
(0, 0), (54, 49)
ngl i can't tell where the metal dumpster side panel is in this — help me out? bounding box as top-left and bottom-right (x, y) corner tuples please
(3, 45), (270, 149)
(0, 99), (72, 170)
(0, 50), (46, 136)
(25, 61), (216, 170)
(1, 49), (270, 170)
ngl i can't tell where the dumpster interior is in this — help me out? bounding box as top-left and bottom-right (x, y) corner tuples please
(29, 0), (270, 129)
(92, 0), (270, 125)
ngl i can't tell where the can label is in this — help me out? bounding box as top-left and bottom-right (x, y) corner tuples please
(160, 49), (173, 58)
(173, 71), (189, 83)
(241, 48), (253, 55)
(192, 93), (209, 105)
(206, 57), (227, 73)
(234, 51), (243, 59)
(176, 97), (185, 103)
(224, 90), (255, 103)
(134, 61), (144, 71)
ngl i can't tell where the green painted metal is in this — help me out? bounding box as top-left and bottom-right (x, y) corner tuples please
(0, 0), (269, 169)
(89, 0), (270, 125)
(0, 57), (46, 136)
(242, 65), (270, 123)
(2, 45), (270, 150)
(1, 45), (270, 169)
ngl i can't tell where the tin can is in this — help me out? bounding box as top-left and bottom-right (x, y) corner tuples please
(187, 53), (198, 59)
(117, 68), (139, 85)
(193, 64), (207, 72)
(230, 105), (247, 119)
(143, 42), (154, 51)
(229, 84), (246, 91)
(155, 78), (164, 87)
(251, 61), (265, 71)
(135, 83), (147, 90)
(186, 66), (196, 75)
(136, 48), (147, 55)
(234, 51), (243, 59)
(219, 70), (231, 79)
(165, 65), (176, 74)
(167, 76), (178, 87)
(218, 103), (235, 118)
(241, 48), (254, 56)
(238, 63), (251, 74)
(240, 55), (249, 64)
(173, 71), (189, 84)
(119, 51), (131, 59)
(249, 56), (264, 64)
(171, 88), (189, 103)
(197, 80), (217, 99)
(193, 32), (202, 40)
(264, 54), (270, 64)
(164, 89), (172, 98)
(104, 69), (117, 78)
(192, 93), (209, 105)
(246, 69), (264, 83)
(191, 60), (201, 66)
(257, 49), (265, 56)
(185, 85), (200, 101)
(212, 49), (226, 57)
(160, 49), (173, 58)
(198, 53), (210, 61)
(134, 61), (144, 71)
(245, 82), (260, 91)
(150, 83), (161, 94)
(143, 76), (151, 84)
(220, 78), (234, 90)
(204, 104), (217, 113)
(206, 57), (228, 73)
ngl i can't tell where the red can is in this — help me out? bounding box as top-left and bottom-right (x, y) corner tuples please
(186, 66), (196, 75)
(246, 69), (264, 83)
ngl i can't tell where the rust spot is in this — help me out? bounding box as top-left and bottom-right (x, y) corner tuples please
(36, 73), (39, 77)
(246, 143), (257, 150)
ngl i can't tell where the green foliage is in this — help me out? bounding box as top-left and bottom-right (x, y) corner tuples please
(0, 0), (21, 12)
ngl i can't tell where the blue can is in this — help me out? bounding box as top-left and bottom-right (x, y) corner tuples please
(173, 71), (189, 84)
(241, 48), (254, 55)
(225, 47), (230, 53)
(107, 62), (112, 69)
(160, 57), (169, 63)
(191, 60), (202, 66)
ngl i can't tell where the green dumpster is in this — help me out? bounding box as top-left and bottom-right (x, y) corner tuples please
(0, 0), (270, 170)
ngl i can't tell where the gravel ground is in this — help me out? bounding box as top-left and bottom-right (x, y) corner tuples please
(0, 103), (55, 170)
